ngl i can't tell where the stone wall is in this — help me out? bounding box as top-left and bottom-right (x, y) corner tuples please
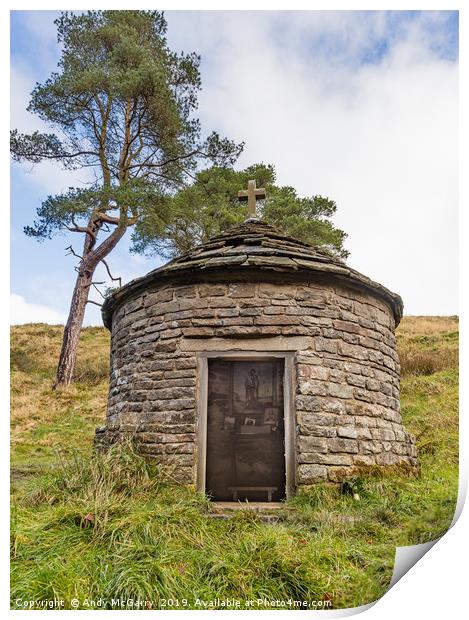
(96, 278), (417, 486)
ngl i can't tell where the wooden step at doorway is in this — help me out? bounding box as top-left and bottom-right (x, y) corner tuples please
(209, 501), (286, 523)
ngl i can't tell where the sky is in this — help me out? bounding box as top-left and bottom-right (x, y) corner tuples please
(10, 10), (459, 325)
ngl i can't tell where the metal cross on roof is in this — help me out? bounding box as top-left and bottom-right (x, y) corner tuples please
(238, 179), (266, 219)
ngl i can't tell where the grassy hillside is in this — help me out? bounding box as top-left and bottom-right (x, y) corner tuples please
(10, 317), (458, 610)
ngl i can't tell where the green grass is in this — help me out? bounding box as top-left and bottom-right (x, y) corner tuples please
(10, 319), (458, 610)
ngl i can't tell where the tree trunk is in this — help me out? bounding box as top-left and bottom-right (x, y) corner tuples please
(54, 267), (94, 387)
(54, 214), (127, 388)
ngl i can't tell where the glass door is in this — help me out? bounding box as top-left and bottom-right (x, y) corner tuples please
(206, 358), (286, 502)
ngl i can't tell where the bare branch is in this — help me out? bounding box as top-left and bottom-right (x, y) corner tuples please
(100, 258), (122, 287)
(83, 280), (106, 289)
(63, 216), (98, 240)
(65, 245), (83, 260)
(63, 223), (89, 235)
(92, 283), (106, 299)
(86, 300), (103, 307)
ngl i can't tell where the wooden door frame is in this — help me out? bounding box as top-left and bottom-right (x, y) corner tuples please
(196, 351), (296, 500)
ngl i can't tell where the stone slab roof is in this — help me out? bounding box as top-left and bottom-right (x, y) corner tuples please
(102, 220), (403, 328)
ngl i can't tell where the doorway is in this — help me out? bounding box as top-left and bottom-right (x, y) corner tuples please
(205, 358), (286, 502)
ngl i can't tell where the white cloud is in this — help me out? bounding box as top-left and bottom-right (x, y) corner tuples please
(19, 10), (60, 53)
(10, 293), (66, 325)
(10, 60), (94, 195)
(166, 11), (458, 315)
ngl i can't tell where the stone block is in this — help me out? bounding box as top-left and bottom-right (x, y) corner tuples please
(338, 341), (367, 360)
(170, 466), (194, 483)
(178, 299), (209, 312)
(299, 380), (328, 396)
(282, 326), (317, 336)
(393, 442), (407, 455)
(356, 427), (372, 439)
(352, 454), (376, 466)
(328, 383), (354, 399)
(371, 428), (396, 441)
(164, 443), (195, 454)
(209, 297), (237, 308)
(255, 315), (300, 326)
(138, 442), (164, 454)
(264, 306), (286, 315)
(215, 326), (274, 338)
(376, 452), (401, 466)
(368, 350), (384, 364)
(259, 283), (296, 299)
(164, 369), (196, 379)
(125, 297), (144, 314)
(297, 464), (328, 483)
(315, 337), (338, 353)
(302, 315), (332, 327)
(183, 327), (214, 338)
(160, 328), (182, 339)
(198, 284), (227, 297)
(295, 396), (322, 412)
(144, 289), (174, 307)
(358, 440), (382, 454)
(329, 369), (345, 382)
(239, 298), (269, 308)
(344, 361), (364, 374)
(228, 283), (256, 297)
(328, 467), (354, 482)
(353, 388), (375, 403)
(322, 399), (345, 414)
(154, 340), (177, 353)
(298, 365), (329, 381)
(143, 398), (195, 412)
(174, 286), (197, 299)
(340, 332), (360, 345)
(192, 318), (223, 327)
(297, 411), (337, 426)
(337, 426), (358, 439)
(393, 429), (406, 442)
(296, 287), (326, 303)
(299, 453), (353, 466)
(165, 454), (194, 467)
(298, 436), (328, 453)
(365, 378), (381, 391)
(217, 308), (240, 318)
(346, 374), (366, 388)
(222, 317), (254, 326)
(272, 298), (296, 306)
(298, 423), (336, 437)
(175, 358), (196, 370)
(333, 320), (360, 334)
(328, 438), (358, 453)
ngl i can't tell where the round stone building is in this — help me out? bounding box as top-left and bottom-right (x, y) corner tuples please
(97, 218), (417, 502)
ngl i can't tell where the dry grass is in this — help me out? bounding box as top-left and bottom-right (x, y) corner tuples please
(10, 324), (110, 473)
(397, 315), (458, 376)
(398, 348), (458, 376)
(397, 315), (458, 339)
